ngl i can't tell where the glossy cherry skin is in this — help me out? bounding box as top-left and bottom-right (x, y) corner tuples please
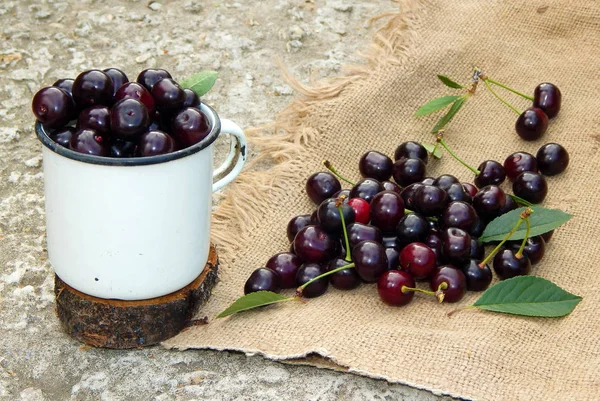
(400, 183), (423, 210)
(359, 151), (393, 181)
(513, 172), (548, 204)
(78, 106), (111, 136)
(377, 270), (416, 306)
(533, 83), (561, 118)
(536, 143), (569, 176)
(171, 107), (211, 148)
(244, 268), (281, 294)
(350, 178), (384, 203)
(442, 227), (472, 264)
(493, 248), (532, 280)
(306, 172), (341, 205)
(413, 185), (447, 217)
(369, 191), (405, 234)
(382, 181), (402, 194)
(430, 265), (466, 303)
(183, 88), (200, 108)
(296, 263), (329, 298)
(394, 141), (428, 164)
(114, 82), (156, 114)
(327, 257), (360, 290)
(110, 138), (137, 158)
(474, 160), (506, 187)
(287, 215), (312, 242)
(49, 127), (75, 147)
(137, 130), (176, 156)
(462, 183), (478, 198)
(347, 198), (370, 224)
(395, 213), (430, 249)
(347, 223), (382, 248)
(498, 193), (518, 216)
(392, 158), (426, 187)
(103, 68), (129, 97)
(399, 242), (436, 279)
(421, 177), (435, 185)
(352, 240), (388, 283)
(504, 152), (538, 181)
(515, 107), (548, 141)
(317, 198), (356, 235)
(469, 238), (484, 260)
(473, 185), (506, 221)
(53, 79), (74, 98)
(32, 87), (76, 128)
(136, 68), (172, 92)
(433, 174), (459, 191)
(110, 98), (150, 140)
(509, 236), (545, 265)
(446, 183), (472, 204)
(382, 236), (400, 249)
(293, 225), (338, 264)
(72, 69), (114, 108)
(151, 78), (186, 111)
(266, 252), (302, 288)
(440, 201), (478, 234)
(385, 247), (400, 270)
(425, 231), (443, 257)
(69, 128), (109, 156)
(460, 259), (492, 291)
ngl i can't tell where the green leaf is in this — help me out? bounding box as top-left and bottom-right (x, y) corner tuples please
(479, 206), (573, 243)
(422, 143), (442, 159)
(430, 96), (466, 133)
(180, 70), (218, 97)
(216, 291), (292, 318)
(473, 276), (582, 317)
(414, 95), (461, 116)
(437, 75), (464, 89)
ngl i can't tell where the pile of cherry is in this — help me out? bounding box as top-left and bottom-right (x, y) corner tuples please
(31, 68), (208, 158)
(243, 140), (569, 306)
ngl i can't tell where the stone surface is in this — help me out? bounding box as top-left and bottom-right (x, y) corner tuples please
(0, 0), (455, 399)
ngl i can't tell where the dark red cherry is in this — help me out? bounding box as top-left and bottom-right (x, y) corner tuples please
(347, 197), (370, 224)
(385, 247), (400, 270)
(114, 82), (156, 114)
(359, 151), (393, 181)
(400, 183), (423, 210)
(183, 88), (200, 108)
(103, 68), (129, 97)
(78, 106), (111, 136)
(498, 193), (518, 215)
(392, 158), (426, 187)
(151, 78), (186, 111)
(515, 107), (548, 141)
(536, 143), (569, 176)
(137, 130), (176, 156)
(287, 214), (312, 242)
(69, 128), (109, 156)
(369, 191), (405, 234)
(293, 225), (338, 263)
(266, 252), (302, 288)
(460, 259), (492, 291)
(110, 98), (150, 140)
(72, 69), (114, 108)
(327, 257), (360, 290)
(349, 178), (384, 203)
(296, 263), (329, 298)
(377, 270), (415, 306)
(347, 223), (382, 248)
(433, 174), (459, 191)
(49, 126), (75, 147)
(399, 242), (436, 279)
(446, 183), (472, 204)
(136, 68), (172, 92)
(382, 181), (402, 194)
(306, 172), (341, 205)
(244, 268), (281, 294)
(352, 240), (388, 282)
(413, 185), (447, 217)
(533, 83), (561, 119)
(442, 227), (471, 264)
(493, 248), (531, 280)
(473, 185), (506, 221)
(513, 172), (548, 204)
(53, 79), (74, 98)
(317, 198), (356, 235)
(32, 87), (76, 128)
(171, 107), (211, 148)
(430, 265), (466, 303)
(474, 160), (506, 187)
(394, 141), (428, 164)
(395, 213), (430, 249)
(504, 152), (538, 181)
(109, 138), (137, 158)
(462, 183), (478, 198)
(440, 201), (478, 234)
(509, 236), (545, 265)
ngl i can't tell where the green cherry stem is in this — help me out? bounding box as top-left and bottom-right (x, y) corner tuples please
(483, 79), (521, 115)
(402, 282), (448, 303)
(515, 215), (531, 259)
(323, 160), (356, 186)
(337, 197), (352, 262)
(296, 263), (355, 296)
(478, 208), (534, 268)
(485, 78), (534, 101)
(508, 194), (534, 207)
(436, 137), (480, 175)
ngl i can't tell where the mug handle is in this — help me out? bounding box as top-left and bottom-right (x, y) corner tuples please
(212, 119), (247, 192)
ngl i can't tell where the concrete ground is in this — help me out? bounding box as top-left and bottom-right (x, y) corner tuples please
(0, 0), (456, 399)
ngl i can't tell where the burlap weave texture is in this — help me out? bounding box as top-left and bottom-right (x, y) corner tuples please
(165, 1), (600, 400)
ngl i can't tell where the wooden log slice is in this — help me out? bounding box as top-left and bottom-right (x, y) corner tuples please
(54, 243), (219, 349)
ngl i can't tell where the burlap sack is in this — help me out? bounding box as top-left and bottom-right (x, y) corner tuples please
(164, 1), (600, 399)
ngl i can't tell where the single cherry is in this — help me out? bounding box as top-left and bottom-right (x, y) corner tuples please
(296, 263), (329, 298)
(171, 107), (211, 148)
(509, 236), (545, 265)
(244, 267), (281, 294)
(327, 258), (360, 290)
(493, 248), (532, 280)
(536, 143), (569, 176)
(137, 130), (176, 156)
(287, 215), (312, 242)
(400, 182), (423, 210)
(103, 68), (129, 97)
(317, 198), (356, 235)
(392, 158), (426, 186)
(151, 78), (186, 111)
(136, 68), (172, 92)
(473, 185), (506, 221)
(515, 107), (548, 141)
(352, 240), (388, 283)
(347, 223), (383, 248)
(399, 242), (436, 279)
(474, 160), (506, 187)
(114, 82), (156, 114)
(394, 141), (428, 164)
(347, 197), (370, 224)
(446, 183), (472, 204)
(306, 172), (341, 205)
(293, 225), (338, 263)
(78, 106), (111, 136)
(377, 270), (416, 306)
(32, 87), (76, 128)
(72, 69), (114, 108)
(395, 213), (430, 248)
(440, 201), (478, 234)
(533, 83), (561, 119)
(110, 98), (150, 140)
(359, 151), (393, 181)
(413, 184), (447, 217)
(460, 259), (492, 291)
(369, 191), (405, 234)
(433, 174), (459, 191)
(349, 178), (384, 203)
(513, 172), (548, 204)
(430, 266), (466, 303)
(442, 227), (471, 264)
(69, 128), (109, 156)
(503, 152), (538, 181)
(183, 88), (200, 108)
(266, 252), (302, 288)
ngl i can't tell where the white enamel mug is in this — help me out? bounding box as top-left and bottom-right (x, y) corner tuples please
(36, 104), (246, 300)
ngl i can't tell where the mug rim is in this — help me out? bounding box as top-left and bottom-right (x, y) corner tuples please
(35, 103), (221, 167)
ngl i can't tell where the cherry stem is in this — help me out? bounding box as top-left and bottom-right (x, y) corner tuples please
(337, 200), (352, 262)
(478, 207), (534, 267)
(483, 79), (521, 115)
(435, 282), (448, 303)
(447, 305), (476, 317)
(402, 282), (447, 303)
(485, 78), (534, 101)
(401, 286), (435, 296)
(323, 160), (355, 186)
(296, 262), (355, 296)
(508, 194), (533, 207)
(437, 138), (480, 175)
(516, 216), (531, 258)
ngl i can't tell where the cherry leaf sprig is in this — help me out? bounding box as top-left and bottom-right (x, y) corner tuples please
(180, 70), (218, 97)
(216, 291), (294, 318)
